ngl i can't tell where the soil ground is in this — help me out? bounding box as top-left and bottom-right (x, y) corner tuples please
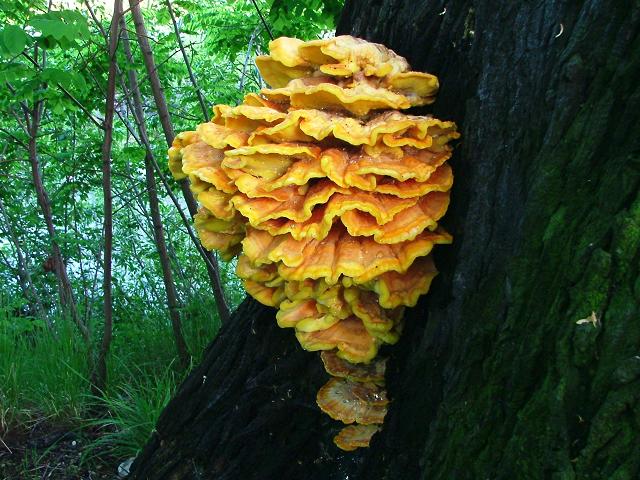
(0, 424), (122, 480)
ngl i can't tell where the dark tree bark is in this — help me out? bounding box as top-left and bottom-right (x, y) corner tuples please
(130, 1), (640, 479)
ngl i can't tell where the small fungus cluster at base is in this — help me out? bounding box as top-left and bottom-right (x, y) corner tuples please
(168, 35), (458, 451)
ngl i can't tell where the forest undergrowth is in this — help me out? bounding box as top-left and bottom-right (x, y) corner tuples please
(0, 0), (343, 477)
(0, 292), (224, 478)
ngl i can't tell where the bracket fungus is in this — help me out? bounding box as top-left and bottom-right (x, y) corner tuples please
(169, 35), (458, 451)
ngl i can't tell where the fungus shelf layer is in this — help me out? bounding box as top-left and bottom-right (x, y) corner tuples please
(169, 35), (458, 451)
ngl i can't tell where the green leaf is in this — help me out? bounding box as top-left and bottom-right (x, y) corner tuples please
(156, 7), (170, 23)
(50, 99), (65, 114)
(1, 24), (28, 56)
(41, 67), (72, 84)
(121, 145), (146, 161)
(0, 62), (29, 82)
(70, 72), (88, 93)
(29, 10), (90, 49)
(30, 18), (68, 40)
(60, 10), (90, 39)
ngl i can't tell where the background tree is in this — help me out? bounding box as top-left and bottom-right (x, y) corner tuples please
(0, 2), (344, 472)
(92, 0), (122, 394)
(129, 1), (640, 479)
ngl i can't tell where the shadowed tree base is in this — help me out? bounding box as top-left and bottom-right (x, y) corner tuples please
(130, 1), (640, 478)
(130, 298), (365, 479)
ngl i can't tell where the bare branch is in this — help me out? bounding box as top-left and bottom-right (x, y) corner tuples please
(166, 0), (210, 120)
(238, 25), (262, 91)
(0, 127), (28, 149)
(250, 0), (274, 40)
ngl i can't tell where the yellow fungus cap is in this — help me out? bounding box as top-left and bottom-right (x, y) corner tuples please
(166, 35), (458, 452)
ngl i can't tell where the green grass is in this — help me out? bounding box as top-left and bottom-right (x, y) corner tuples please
(82, 362), (178, 461)
(0, 292), (223, 463)
(0, 315), (88, 431)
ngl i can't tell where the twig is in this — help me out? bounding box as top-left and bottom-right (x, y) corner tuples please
(250, 0), (273, 40)
(0, 127), (28, 149)
(238, 25), (261, 91)
(166, 0), (210, 120)
(20, 52), (105, 130)
(92, 0), (123, 394)
(129, 0), (231, 322)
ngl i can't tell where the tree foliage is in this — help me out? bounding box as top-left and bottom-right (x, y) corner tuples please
(0, 0), (341, 432)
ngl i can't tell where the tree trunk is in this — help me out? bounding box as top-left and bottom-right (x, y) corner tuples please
(0, 196), (46, 321)
(129, 0), (231, 324)
(28, 101), (88, 342)
(130, 1), (640, 479)
(121, 24), (191, 369)
(92, 0), (122, 394)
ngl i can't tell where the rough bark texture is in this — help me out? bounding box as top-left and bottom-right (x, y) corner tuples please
(130, 1), (640, 478)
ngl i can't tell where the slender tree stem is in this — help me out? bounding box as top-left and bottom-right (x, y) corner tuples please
(129, 0), (230, 323)
(0, 196), (46, 323)
(129, 0), (174, 145)
(86, 0), (231, 323)
(28, 100), (88, 341)
(92, 0), (122, 394)
(250, 0), (273, 40)
(165, 0), (209, 120)
(121, 23), (191, 369)
(238, 25), (261, 91)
